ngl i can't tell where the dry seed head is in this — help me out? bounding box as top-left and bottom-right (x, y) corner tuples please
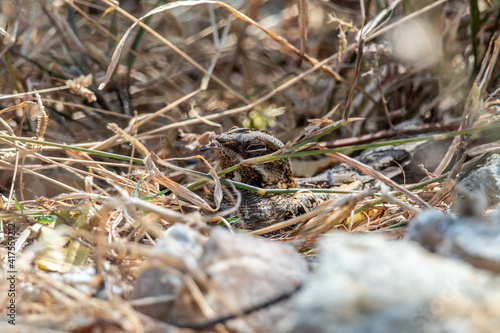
(34, 90), (48, 142)
(67, 74), (96, 103)
(1, 152), (17, 162)
(107, 123), (149, 157)
(27, 90), (49, 152)
(108, 122), (132, 142)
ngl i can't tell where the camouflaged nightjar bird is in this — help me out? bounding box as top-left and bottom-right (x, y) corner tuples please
(201, 127), (332, 230)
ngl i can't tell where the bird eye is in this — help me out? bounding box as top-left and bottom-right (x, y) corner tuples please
(246, 144), (267, 152)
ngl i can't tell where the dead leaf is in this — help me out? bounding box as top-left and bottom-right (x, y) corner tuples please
(35, 206), (91, 273)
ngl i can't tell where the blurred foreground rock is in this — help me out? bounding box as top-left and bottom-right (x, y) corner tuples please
(280, 233), (500, 333)
(407, 209), (500, 273)
(457, 154), (500, 207)
(130, 224), (308, 333)
(408, 154), (500, 273)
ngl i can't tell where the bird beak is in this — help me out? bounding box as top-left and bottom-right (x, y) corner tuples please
(200, 140), (220, 151)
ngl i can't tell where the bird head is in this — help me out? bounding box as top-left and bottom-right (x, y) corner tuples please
(201, 127), (296, 188)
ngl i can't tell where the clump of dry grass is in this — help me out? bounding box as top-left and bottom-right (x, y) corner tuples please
(1, 0), (500, 331)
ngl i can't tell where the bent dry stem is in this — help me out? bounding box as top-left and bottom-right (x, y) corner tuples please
(1, 120), (499, 199)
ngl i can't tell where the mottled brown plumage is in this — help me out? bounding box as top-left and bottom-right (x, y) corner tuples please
(201, 127), (296, 189)
(201, 127), (330, 230)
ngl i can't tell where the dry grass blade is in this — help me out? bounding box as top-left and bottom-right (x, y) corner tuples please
(293, 191), (373, 237)
(5, 151), (19, 210)
(30, 270), (143, 331)
(466, 142), (500, 157)
(110, 191), (201, 228)
(380, 185), (421, 214)
(0, 138), (91, 196)
(465, 35), (500, 128)
(165, 155), (223, 209)
(0, 101), (31, 115)
(0, 132), (137, 198)
(361, 0), (399, 37)
(144, 153), (216, 211)
(201, 5), (231, 91)
(326, 152), (433, 209)
(280, 104), (340, 151)
(364, 0), (448, 42)
(298, 198), (357, 236)
(342, 0), (366, 123)
(62, 149), (144, 196)
(249, 207), (320, 236)
(0, 76), (94, 102)
(297, 0), (309, 58)
(430, 34), (500, 205)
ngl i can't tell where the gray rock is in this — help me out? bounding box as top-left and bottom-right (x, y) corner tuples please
(457, 154), (500, 207)
(131, 225), (308, 333)
(407, 209), (500, 273)
(280, 233), (500, 333)
(130, 224), (206, 320)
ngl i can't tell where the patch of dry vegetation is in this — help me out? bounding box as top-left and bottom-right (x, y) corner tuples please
(0, 0), (499, 331)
